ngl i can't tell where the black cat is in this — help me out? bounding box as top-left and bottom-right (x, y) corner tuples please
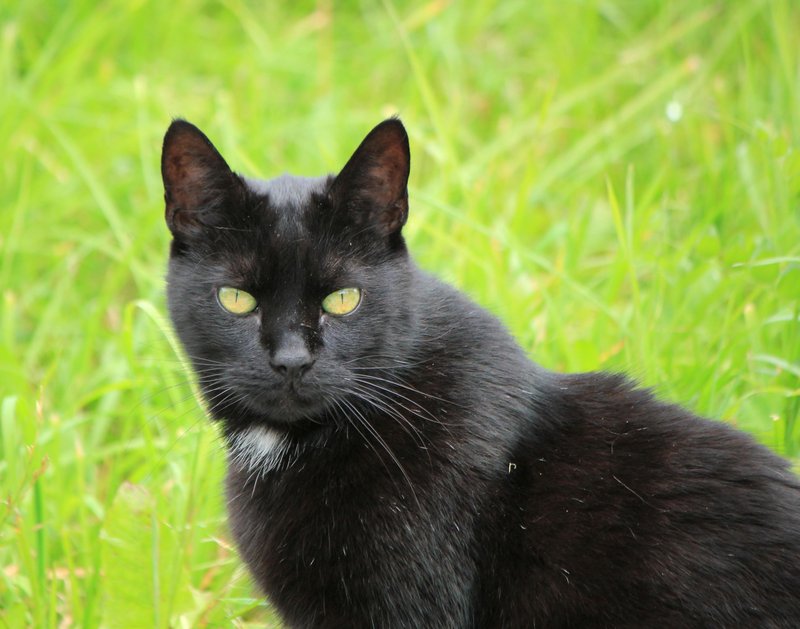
(161, 118), (800, 628)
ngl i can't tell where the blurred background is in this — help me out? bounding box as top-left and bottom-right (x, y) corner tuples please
(1, 0), (798, 626)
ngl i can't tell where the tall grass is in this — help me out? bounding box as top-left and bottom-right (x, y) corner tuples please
(1, 0), (798, 625)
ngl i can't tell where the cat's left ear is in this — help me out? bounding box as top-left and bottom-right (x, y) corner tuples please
(329, 118), (410, 236)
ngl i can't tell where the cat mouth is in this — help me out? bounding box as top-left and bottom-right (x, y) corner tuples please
(247, 386), (326, 425)
(198, 372), (328, 427)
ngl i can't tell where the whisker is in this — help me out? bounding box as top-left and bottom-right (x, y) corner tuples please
(351, 371), (464, 410)
(337, 396), (419, 506)
(349, 377), (448, 427)
(347, 384), (428, 448)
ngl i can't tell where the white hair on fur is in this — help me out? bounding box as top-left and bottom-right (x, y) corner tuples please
(227, 425), (297, 476)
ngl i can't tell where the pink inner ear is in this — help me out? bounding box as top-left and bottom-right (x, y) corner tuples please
(165, 148), (202, 187)
(164, 153), (211, 210)
(367, 143), (409, 208)
(369, 138), (409, 233)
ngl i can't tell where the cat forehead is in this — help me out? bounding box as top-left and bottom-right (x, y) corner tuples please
(244, 174), (330, 211)
(230, 173), (354, 279)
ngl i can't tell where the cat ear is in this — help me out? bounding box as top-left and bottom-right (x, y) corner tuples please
(329, 118), (410, 236)
(161, 119), (242, 238)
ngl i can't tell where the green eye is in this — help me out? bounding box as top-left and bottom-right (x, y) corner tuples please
(217, 287), (257, 315)
(322, 287), (362, 316)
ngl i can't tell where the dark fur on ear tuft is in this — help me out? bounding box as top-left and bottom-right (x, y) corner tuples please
(161, 119), (241, 238)
(329, 118), (410, 237)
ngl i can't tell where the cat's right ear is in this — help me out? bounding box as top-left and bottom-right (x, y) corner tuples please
(161, 120), (241, 239)
(328, 118), (410, 238)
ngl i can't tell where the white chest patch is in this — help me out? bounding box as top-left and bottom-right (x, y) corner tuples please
(228, 425), (296, 476)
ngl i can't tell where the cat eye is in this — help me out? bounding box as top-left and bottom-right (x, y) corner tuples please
(321, 287), (361, 316)
(217, 286), (258, 315)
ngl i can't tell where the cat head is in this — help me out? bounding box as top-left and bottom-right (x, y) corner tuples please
(162, 118), (416, 442)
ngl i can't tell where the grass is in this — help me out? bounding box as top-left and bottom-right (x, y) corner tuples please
(1, 0), (798, 626)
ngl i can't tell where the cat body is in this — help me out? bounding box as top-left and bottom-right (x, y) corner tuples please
(162, 118), (800, 628)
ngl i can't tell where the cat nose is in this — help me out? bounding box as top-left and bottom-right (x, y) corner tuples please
(269, 334), (314, 381)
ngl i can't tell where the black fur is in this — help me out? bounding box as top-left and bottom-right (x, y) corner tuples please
(162, 118), (800, 628)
